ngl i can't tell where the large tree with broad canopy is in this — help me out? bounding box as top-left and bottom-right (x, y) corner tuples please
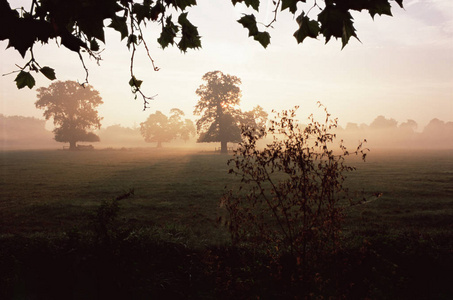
(194, 71), (268, 153)
(35, 80), (103, 150)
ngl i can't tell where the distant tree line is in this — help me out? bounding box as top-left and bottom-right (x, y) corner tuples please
(0, 114), (56, 149)
(3, 113), (452, 150)
(337, 115), (453, 149)
(3, 74), (452, 150)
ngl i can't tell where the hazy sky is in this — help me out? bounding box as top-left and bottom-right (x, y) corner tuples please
(1, 0), (452, 131)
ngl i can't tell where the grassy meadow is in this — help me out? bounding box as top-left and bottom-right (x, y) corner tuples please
(0, 149), (234, 243)
(1, 148), (452, 299)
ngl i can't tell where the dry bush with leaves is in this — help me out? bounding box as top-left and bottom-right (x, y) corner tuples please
(222, 103), (368, 281)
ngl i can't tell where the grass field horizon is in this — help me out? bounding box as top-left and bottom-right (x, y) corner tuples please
(1, 147), (452, 298)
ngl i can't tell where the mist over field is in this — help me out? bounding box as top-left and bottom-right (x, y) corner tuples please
(0, 115), (59, 149)
(2, 113), (452, 151)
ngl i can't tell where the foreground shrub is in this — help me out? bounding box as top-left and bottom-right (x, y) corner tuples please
(222, 104), (367, 295)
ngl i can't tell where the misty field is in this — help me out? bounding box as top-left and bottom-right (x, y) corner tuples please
(1, 148), (452, 299)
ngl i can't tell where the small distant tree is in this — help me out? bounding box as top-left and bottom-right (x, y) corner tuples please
(140, 109), (195, 148)
(180, 119), (197, 143)
(240, 105), (268, 139)
(35, 80), (103, 150)
(222, 103), (367, 293)
(194, 71), (268, 153)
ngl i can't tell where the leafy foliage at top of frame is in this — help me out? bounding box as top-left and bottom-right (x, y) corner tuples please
(1, 0), (403, 107)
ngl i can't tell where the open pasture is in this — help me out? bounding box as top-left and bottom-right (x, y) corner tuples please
(1, 148), (452, 299)
(1, 148), (452, 240)
(0, 149), (236, 243)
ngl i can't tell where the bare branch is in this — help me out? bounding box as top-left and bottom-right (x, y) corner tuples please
(138, 26), (160, 72)
(264, 0), (281, 28)
(78, 51), (89, 87)
(128, 6), (157, 110)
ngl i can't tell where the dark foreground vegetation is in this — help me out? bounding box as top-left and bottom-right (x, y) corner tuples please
(1, 148), (452, 299)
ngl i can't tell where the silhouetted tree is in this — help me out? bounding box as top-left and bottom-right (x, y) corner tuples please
(35, 80), (103, 150)
(140, 109), (195, 148)
(1, 0), (404, 104)
(194, 72), (270, 153)
(194, 71), (243, 153)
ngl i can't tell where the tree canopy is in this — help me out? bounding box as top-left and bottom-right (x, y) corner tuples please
(1, 0), (404, 107)
(194, 71), (268, 153)
(35, 80), (103, 149)
(140, 108), (195, 147)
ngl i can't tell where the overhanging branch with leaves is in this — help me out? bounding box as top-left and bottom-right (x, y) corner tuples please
(1, 0), (403, 108)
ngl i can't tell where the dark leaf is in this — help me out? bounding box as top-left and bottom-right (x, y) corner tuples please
(108, 16), (129, 40)
(239, 0), (260, 10)
(6, 18), (52, 57)
(318, 6), (358, 48)
(158, 16), (179, 49)
(245, 0), (260, 10)
(129, 76), (143, 88)
(90, 39), (100, 51)
(78, 18), (105, 43)
(369, 0), (393, 18)
(127, 34), (138, 49)
(294, 12), (320, 43)
(150, 2), (165, 21)
(177, 13), (201, 52)
(342, 19), (359, 48)
(165, 0), (197, 11)
(237, 14), (258, 37)
(40, 67), (56, 80)
(15, 71), (35, 89)
(281, 0), (306, 14)
(231, 0), (259, 10)
(132, 3), (151, 24)
(60, 31), (88, 52)
(254, 31), (271, 48)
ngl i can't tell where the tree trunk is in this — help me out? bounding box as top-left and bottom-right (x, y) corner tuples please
(157, 141), (162, 148)
(220, 140), (228, 154)
(218, 105), (228, 154)
(69, 141), (77, 150)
